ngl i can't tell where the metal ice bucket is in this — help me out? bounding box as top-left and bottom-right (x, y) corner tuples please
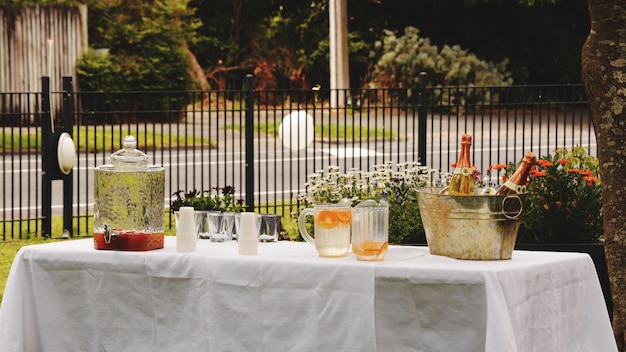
(416, 187), (525, 260)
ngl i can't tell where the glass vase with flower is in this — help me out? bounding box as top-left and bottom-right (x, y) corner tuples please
(296, 162), (439, 246)
(296, 166), (358, 257)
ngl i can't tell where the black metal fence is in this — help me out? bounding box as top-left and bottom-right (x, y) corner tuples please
(0, 75), (594, 240)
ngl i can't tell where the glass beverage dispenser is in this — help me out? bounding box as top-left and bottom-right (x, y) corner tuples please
(93, 135), (165, 251)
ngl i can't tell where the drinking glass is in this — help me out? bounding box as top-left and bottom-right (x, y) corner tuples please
(259, 214), (280, 242)
(221, 212), (236, 241)
(207, 211), (224, 242)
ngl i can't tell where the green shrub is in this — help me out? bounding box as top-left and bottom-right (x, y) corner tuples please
(368, 26), (513, 105)
(388, 198), (425, 244)
(76, 0), (199, 93)
(75, 50), (118, 91)
(506, 146), (603, 244)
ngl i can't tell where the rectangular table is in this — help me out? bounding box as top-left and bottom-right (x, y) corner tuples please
(0, 237), (616, 352)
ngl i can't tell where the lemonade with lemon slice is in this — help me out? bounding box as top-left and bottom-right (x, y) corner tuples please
(298, 203), (352, 257)
(351, 200), (389, 261)
(312, 209), (351, 257)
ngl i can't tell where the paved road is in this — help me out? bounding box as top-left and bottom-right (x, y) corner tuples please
(0, 112), (597, 222)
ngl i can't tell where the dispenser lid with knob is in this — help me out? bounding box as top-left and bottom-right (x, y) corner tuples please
(106, 135), (150, 170)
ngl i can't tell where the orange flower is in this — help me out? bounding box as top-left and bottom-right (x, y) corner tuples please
(451, 162), (457, 168)
(583, 176), (598, 183)
(557, 159), (569, 165)
(567, 168), (581, 174)
(489, 163), (507, 171)
(537, 159), (554, 167)
(584, 176), (598, 187)
(530, 166), (547, 177)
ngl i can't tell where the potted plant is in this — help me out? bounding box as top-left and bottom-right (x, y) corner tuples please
(497, 146), (603, 244)
(171, 186), (245, 213)
(171, 186), (245, 239)
(214, 186), (245, 241)
(491, 146), (610, 316)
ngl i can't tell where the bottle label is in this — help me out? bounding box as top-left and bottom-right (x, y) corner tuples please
(453, 167), (473, 176)
(503, 180), (527, 194)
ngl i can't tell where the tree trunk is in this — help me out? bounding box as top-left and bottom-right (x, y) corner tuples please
(582, 0), (626, 350)
(182, 42), (209, 91)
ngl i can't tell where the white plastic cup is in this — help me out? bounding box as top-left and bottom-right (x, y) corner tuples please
(177, 206), (197, 252)
(238, 212), (258, 255)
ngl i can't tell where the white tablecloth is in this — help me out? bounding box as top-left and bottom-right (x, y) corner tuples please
(0, 237), (616, 352)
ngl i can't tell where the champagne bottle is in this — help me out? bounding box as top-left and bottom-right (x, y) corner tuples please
(448, 134), (474, 195)
(496, 152), (536, 195)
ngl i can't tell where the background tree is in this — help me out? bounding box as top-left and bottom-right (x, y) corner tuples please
(185, 0), (590, 90)
(250, 1), (330, 90)
(189, 0), (272, 90)
(582, 0), (626, 349)
(76, 0), (200, 92)
(401, 0), (589, 84)
(367, 26), (512, 88)
(11, 0), (591, 90)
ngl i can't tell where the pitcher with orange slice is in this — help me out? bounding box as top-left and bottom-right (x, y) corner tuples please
(298, 200), (352, 257)
(351, 199), (389, 261)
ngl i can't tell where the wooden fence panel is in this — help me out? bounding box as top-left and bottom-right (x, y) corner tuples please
(0, 5), (87, 123)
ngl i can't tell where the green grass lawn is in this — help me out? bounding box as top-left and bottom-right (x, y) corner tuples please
(0, 127), (216, 152)
(2, 122), (395, 152)
(0, 237), (52, 305)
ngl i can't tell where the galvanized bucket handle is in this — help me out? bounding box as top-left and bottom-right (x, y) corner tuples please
(502, 195), (523, 220)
